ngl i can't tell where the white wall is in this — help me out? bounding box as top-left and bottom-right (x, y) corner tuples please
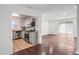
(40, 14), (49, 36)
(49, 21), (58, 34)
(0, 5), (12, 54)
(0, 5), (41, 54)
(41, 20), (49, 35)
(76, 5), (79, 54)
(48, 18), (77, 37)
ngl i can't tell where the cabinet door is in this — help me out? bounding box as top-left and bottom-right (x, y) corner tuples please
(29, 32), (38, 44)
(13, 31), (17, 39)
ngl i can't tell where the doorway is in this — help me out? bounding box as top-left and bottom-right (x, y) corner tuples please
(11, 13), (38, 53)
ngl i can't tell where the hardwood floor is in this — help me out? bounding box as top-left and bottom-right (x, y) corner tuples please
(12, 34), (76, 55)
(13, 39), (35, 53)
(12, 44), (75, 55)
(13, 44), (62, 55)
(42, 34), (76, 54)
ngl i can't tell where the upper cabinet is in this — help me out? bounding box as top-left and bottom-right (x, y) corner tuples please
(12, 16), (22, 31)
(21, 17), (35, 27)
(12, 14), (36, 31)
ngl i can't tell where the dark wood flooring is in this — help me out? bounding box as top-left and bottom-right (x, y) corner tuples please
(12, 34), (76, 55)
(12, 44), (66, 55)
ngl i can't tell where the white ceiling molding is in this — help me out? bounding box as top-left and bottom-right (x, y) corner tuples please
(48, 17), (77, 22)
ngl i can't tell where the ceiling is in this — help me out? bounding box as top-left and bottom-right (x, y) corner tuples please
(24, 4), (77, 20)
(12, 4), (77, 20)
(24, 4), (77, 13)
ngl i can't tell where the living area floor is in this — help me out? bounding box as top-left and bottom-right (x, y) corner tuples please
(13, 34), (76, 55)
(42, 34), (76, 54)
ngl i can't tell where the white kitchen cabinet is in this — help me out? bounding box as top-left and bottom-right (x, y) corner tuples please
(29, 31), (38, 44)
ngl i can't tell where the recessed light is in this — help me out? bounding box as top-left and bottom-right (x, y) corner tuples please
(12, 13), (20, 17)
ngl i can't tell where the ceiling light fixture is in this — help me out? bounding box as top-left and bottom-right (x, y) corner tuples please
(12, 13), (20, 17)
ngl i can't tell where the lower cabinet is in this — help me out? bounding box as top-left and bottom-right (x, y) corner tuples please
(29, 31), (38, 44)
(13, 31), (22, 39)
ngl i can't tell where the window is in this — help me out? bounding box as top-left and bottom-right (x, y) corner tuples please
(59, 21), (73, 34)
